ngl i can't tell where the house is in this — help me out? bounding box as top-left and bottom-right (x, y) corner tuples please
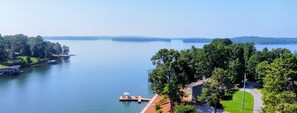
(186, 78), (212, 101)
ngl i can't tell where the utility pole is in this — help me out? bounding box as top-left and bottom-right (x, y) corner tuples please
(242, 56), (247, 111)
(242, 72), (246, 111)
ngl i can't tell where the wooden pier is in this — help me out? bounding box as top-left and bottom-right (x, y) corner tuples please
(52, 54), (76, 57)
(119, 96), (151, 103)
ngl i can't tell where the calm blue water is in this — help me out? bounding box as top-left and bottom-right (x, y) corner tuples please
(0, 40), (296, 113)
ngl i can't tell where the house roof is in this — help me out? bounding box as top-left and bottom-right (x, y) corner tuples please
(187, 78), (212, 88)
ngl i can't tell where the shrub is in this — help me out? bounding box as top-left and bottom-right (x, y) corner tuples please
(174, 104), (198, 113)
(155, 104), (161, 110)
(159, 97), (168, 105)
(156, 109), (163, 113)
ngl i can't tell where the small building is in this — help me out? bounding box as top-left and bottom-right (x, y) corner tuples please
(186, 78), (212, 101)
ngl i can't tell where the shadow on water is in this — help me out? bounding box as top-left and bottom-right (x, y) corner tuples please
(121, 101), (132, 107)
(120, 101), (145, 108)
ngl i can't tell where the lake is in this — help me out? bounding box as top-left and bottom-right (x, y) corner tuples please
(0, 40), (296, 113)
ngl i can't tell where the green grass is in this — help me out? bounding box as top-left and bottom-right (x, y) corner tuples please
(18, 56), (39, 64)
(0, 64), (8, 69)
(221, 91), (254, 113)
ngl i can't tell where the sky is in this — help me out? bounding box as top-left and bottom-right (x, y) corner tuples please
(0, 0), (297, 38)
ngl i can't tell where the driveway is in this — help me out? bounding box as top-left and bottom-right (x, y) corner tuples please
(241, 81), (264, 113)
(195, 105), (228, 113)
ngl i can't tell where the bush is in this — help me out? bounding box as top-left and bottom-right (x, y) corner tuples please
(159, 97), (168, 105)
(156, 109), (163, 113)
(155, 104), (161, 110)
(174, 104), (198, 113)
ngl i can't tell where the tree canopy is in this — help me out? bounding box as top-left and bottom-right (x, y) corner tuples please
(261, 55), (297, 112)
(149, 38), (297, 112)
(0, 34), (70, 65)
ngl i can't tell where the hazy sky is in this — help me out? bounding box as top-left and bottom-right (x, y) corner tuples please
(0, 0), (296, 38)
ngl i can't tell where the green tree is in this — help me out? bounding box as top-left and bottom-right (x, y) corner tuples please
(262, 56), (297, 112)
(228, 44), (245, 83)
(0, 36), (6, 62)
(53, 42), (62, 54)
(263, 58), (297, 93)
(174, 104), (199, 113)
(198, 68), (233, 113)
(262, 91), (297, 113)
(211, 38), (233, 46)
(260, 48), (275, 63)
(29, 36), (47, 58)
(242, 42), (256, 62)
(26, 56), (32, 64)
(201, 39), (231, 77)
(255, 61), (269, 85)
(62, 45), (70, 55)
(149, 49), (187, 109)
(246, 51), (261, 81)
(227, 59), (242, 84)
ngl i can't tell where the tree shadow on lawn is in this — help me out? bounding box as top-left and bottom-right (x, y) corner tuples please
(220, 89), (239, 101)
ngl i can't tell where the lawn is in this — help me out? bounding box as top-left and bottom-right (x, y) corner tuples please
(221, 91), (254, 113)
(18, 56), (39, 64)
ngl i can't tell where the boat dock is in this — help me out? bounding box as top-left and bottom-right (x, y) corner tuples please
(0, 65), (21, 76)
(119, 95), (151, 103)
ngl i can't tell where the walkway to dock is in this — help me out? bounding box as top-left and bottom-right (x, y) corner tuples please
(140, 94), (171, 113)
(140, 94), (158, 113)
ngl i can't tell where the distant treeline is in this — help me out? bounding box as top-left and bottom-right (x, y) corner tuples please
(44, 36), (171, 42)
(0, 34), (69, 66)
(231, 36), (297, 44)
(44, 36), (297, 44)
(181, 38), (212, 43)
(43, 36), (111, 40)
(183, 36), (297, 44)
(112, 37), (171, 42)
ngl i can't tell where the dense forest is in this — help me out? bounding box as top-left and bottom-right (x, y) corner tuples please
(0, 34), (69, 66)
(149, 38), (297, 112)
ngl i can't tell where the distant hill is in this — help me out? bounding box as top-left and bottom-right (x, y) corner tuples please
(182, 36), (297, 44)
(112, 36), (171, 42)
(231, 36), (297, 44)
(44, 36), (297, 44)
(182, 38), (212, 43)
